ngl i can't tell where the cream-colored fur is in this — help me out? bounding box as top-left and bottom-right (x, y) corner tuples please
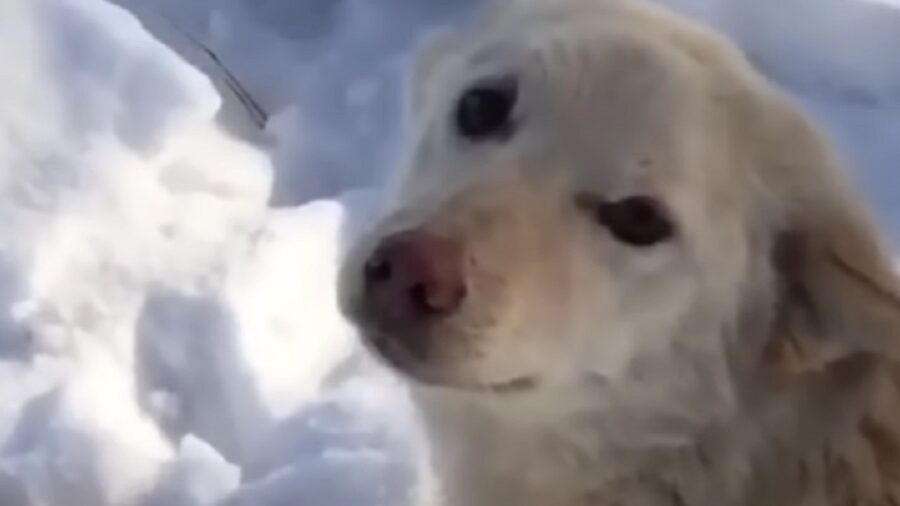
(338, 0), (900, 504)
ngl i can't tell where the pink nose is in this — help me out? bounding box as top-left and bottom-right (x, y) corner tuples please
(362, 230), (466, 331)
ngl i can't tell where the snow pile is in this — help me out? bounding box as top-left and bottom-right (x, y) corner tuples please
(0, 1), (419, 505)
(0, 0), (899, 505)
(0, 0), (263, 502)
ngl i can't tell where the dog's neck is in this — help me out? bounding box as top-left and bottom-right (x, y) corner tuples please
(409, 333), (896, 505)
(411, 345), (743, 505)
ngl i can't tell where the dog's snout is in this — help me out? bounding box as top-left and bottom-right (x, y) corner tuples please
(362, 230), (467, 331)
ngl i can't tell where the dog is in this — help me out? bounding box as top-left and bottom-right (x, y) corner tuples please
(338, 0), (900, 504)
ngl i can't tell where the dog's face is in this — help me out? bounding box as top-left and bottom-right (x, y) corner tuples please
(339, 0), (900, 399)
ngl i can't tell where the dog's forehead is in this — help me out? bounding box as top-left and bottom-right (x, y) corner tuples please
(412, 0), (737, 203)
(476, 33), (709, 186)
(452, 5), (710, 130)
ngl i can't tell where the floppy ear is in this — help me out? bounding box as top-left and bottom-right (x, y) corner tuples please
(767, 217), (900, 376)
(760, 96), (900, 377)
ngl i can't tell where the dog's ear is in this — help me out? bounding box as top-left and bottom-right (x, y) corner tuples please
(760, 97), (900, 377)
(766, 218), (900, 376)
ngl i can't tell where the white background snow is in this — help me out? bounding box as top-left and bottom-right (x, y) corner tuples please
(0, 0), (897, 504)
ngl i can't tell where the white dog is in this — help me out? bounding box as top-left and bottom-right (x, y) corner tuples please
(338, 0), (900, 504)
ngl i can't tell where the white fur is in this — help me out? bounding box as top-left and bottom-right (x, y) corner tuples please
(339, 0), (900, 504)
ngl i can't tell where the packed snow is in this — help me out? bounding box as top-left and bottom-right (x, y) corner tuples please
(0, 0), (897, 504)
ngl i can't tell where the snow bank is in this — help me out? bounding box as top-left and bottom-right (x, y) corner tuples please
(0, 0), (422, 505)
(0, 0), (264, 502)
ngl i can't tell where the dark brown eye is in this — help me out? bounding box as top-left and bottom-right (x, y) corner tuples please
(455, 76), (518, 141)
(593, 195), (675, 247)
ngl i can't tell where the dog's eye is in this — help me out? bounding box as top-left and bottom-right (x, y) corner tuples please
(455, 76), (518, 141)
(582, 195), (675, 247)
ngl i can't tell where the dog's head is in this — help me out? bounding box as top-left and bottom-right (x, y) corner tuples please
(338, 0), (900, 401)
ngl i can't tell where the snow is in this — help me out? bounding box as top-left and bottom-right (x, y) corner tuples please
(0, 0), (897, 505)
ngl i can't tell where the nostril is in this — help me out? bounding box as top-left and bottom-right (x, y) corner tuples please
(364, 254), (393, 284)
(409, 282), (429, 311)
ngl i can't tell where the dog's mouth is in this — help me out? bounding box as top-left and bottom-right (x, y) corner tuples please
(483, 375), (539, 394)
(414, 370), (540, 395)
(363, 330), (539, 395)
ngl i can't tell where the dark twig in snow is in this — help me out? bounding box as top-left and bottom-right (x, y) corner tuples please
(155, 9), (269, 129)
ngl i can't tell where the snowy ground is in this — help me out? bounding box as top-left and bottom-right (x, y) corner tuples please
(0, 0), (898, 505)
